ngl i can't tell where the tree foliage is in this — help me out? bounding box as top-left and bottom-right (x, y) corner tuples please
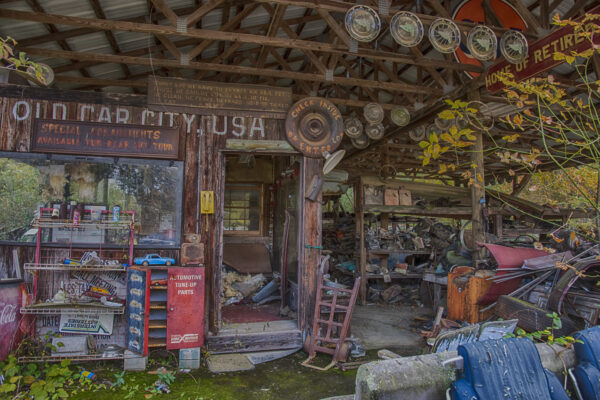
(0, 158), (42, 240)
(418, 13), (600, 236)
(1, 36), (47, 84)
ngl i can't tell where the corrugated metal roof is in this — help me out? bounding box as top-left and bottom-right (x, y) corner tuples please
(0, 0), (594, 98)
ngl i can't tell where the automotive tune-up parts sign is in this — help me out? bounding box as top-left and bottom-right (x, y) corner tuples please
(167, 267), (205, 349)
(126, 267), (150, 356)
(59, 313), (114, 335)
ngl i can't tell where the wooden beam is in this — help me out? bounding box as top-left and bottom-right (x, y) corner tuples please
(155, 34), (181, 60)
(252, 0), (538, 38)
(22, 46), (442, 95)
(1, 8), (483, 73)
(54, 75), (147, 88)
(316, 8), (351, 47)
(23, 0), (91, 79)
(186, 0), (224, 27)
(148, 0), (178, 26)
(563, 0), (589, 19)
(506, 0), (542, 34)
(87, 0), (131, 79)
(256, 4), (287, 69)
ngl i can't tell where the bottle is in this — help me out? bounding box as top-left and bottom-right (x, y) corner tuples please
(59, 201), (68, 220)
(72, 203), (81, 227)
(113, 205), (121, 222)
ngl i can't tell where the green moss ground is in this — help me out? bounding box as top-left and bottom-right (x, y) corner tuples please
(70, 351), (359, 400)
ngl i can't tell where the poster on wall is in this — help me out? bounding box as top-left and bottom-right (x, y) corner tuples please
(167, 267), (205, 350)
(59, 313), (114, 335)
(0, 283), (27, 361)
(126, 267), (150, 356)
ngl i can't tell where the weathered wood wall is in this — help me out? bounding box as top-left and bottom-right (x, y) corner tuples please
(0, 84), (319, 340)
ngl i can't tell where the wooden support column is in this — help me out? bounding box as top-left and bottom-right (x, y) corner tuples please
(469, 90), (486, 262)
(299, 157), (323, 333)
(356, 178), (367, 304)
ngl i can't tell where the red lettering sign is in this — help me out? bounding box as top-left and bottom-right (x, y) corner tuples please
(167, 267), (205, 349)
(486, 5), (600, 93)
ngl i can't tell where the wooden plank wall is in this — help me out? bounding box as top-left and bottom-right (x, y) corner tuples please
(0, 85), (320, 339)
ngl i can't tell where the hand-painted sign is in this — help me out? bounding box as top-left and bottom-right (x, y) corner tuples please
(0, 283), (26, 361)
(126, 267), (150, 356)
(59, 313), (114, 335)
(167, 267), (205, 349)
(486, 5), (600, 93)
(285, 97), (344, 158)
(148, 78), (293, 119)
(32, 119), (180, 159)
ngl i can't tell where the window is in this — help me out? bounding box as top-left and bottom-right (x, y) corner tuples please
(224, 184), (263, 235)
(0, 152), (183, 247)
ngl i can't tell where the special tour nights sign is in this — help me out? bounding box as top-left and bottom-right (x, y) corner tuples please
(32, 119), (180, 159)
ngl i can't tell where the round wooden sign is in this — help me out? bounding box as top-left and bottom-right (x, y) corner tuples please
(285, 97), (344, 158)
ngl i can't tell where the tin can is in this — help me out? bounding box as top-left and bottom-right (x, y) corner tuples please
(80, 370), (97, 381)
(72, 209), (80, 226)
(113, 205), (120, 222)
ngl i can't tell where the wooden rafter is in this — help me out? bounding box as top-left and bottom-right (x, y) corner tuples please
(1, 8), (482, 73)
(21, 46), (442, 95)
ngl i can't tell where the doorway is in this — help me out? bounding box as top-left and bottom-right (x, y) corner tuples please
(218, 153), (300, 330)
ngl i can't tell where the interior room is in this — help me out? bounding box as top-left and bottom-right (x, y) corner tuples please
(220, 154), (300, 327)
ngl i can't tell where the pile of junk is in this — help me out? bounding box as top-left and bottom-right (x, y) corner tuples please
(419, 228), (600, 353)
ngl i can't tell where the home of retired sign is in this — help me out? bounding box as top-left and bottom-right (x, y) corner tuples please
(486, 5), (600, 93)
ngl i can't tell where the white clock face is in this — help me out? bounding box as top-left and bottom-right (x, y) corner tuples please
(344, 117), (363, 138)
(391, 12), (424, 47)
(429, 18), (461, 54)
(391, 107), (411, 127)
(345, 6), (381, 43)
(500, 30), (528, 64)
(365, 123), (385, 140)
(467, 25), (498, 61)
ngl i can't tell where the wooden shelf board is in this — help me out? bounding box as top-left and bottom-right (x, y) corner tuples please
(366, 273), (422, 279)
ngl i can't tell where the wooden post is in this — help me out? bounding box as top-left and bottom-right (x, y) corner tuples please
(356, 178), (367, 304)
(469, 90), (486, 262)
(299, 157), (323, 333)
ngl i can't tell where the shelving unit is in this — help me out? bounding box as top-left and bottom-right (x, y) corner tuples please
(18, 353), (124, 363)
(20, 304), (124, 315)
(147, 267), (168, 349)
(24, 206), (135, 362)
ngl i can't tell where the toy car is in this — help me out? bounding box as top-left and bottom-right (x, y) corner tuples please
(133, 254), (175, 266)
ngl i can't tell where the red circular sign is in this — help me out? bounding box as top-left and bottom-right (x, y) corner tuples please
(453, 0), (527, 79)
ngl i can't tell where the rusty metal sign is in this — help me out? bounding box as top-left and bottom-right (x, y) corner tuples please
(148, 77), (293, 118)
(167, 267), (205, 349)
(32, 119), (180, 159)
(285, 97), (344, 158)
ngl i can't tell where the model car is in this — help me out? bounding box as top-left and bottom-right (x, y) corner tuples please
(133, 254), (175, 266)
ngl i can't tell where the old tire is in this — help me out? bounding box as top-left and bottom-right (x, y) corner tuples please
(496, 295), (577, 336)
(548, 259), (600, 315)
(142, 261), (149, 266)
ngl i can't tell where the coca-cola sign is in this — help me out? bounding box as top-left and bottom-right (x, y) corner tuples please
(0, 283), (25, 361)
(0, 304), (16, 325)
